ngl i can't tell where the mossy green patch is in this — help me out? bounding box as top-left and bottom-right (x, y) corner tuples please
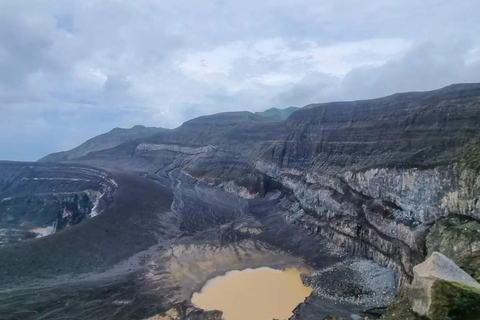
(460, 139), (480, 173)
(427, 216), (480, 282)
(380, 289), (426, 320)
(428, 280), (480, 320)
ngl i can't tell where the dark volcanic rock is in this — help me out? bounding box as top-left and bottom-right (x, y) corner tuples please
(65, 83), (480, 283)
(39, 125), (166, 162)
(4, 83), (479, 320)
(0, 169), (175, 286)
(0, 162), (116, 245)
(303, 259), (397, 308)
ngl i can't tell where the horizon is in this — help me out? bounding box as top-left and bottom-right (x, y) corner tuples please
(1, 3), (480, 318)
(1, 0), (480, 160)
(3, 81), (480, 161)
(33, 81), (479, 161)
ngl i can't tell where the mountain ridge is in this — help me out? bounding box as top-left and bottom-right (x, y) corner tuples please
(39, 125), (167, 162)
(46, 82), (480, 282)
(54, 82), (480, 171)
(23, 82), (480, 319)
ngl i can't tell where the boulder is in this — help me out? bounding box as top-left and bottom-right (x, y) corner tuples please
(409, 252), (480, 319)
(427, 215), (480, 281)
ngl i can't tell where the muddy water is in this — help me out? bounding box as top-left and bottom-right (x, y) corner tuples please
(191, 267), (312, 320)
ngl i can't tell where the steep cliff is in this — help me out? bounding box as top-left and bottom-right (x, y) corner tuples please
(0, 83), (474, 320)
(51, 83), (480, 283)
(0, 162), (116, 245)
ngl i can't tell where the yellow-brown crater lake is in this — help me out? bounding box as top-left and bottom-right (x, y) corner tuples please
(192, 267), (313, 320)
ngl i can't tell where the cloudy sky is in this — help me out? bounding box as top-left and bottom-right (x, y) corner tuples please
(1, 0), (479, 160)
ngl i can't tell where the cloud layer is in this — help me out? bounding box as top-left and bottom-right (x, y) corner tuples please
(1, 0), (479, 160)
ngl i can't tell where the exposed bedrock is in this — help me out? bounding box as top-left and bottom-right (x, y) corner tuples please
(0, 162), (117, 245)
(22, 83), (480, 319)
(426, 215), (480, 282)
(89, 147), (478, 283)
(409, 252), (480, 319)
(380, 252), (480, 320)
(61, 84), (480, 284)
(0, 167), (387, 320)
(253, 161), (480, 282)
(0, 171), (177, 320)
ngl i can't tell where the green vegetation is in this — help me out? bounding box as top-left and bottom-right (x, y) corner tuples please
(428, 280), (480, 320)
(427, 216), (480, 282)
(460, 139), (480, 172)
(254, 106), (299, 121)
(380, 289), (425, 320)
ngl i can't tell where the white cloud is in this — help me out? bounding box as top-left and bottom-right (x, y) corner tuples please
(466, 45), (480, 66)
(178, 41), (246, 76)
(303, 38), (412, 76)
(0, 0), (479, 160)
(248, 73), (303, 86)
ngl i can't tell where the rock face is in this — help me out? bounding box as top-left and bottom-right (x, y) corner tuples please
(0, 169), (176, 295)
(0, 162), (116, 245)
(427, 215), (480, 281)
(9, 83), (480, 319)
(409, 252), (480, 319)
(47, 83), (480, 283)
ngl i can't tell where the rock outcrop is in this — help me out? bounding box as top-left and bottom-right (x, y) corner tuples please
(427, 215), (480, 281)
(381, 252), (480, 320)
(0, 162), (116, 245)
(24, 83), (480, 319)
(51, 83), (480, 283)
(409, 252), (480, 319)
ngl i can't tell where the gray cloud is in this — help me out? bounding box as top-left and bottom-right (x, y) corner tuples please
(276, 42), (480, 106)
(0, 0), (479, 160)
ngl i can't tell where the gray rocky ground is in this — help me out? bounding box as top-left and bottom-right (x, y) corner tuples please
(1, 83), (480, 319)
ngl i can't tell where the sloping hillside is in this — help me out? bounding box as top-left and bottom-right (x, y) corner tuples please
(39, 125), (166, 162)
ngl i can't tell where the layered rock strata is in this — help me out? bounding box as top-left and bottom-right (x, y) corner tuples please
(52, 83), (480, 283)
